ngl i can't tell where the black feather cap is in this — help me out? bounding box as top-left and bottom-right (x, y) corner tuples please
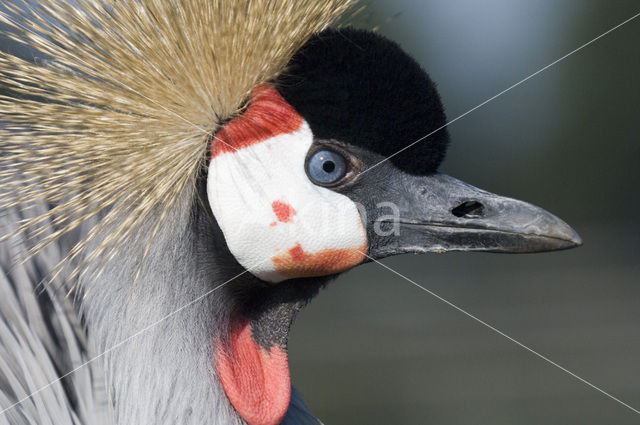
(277, 28), (450, 174)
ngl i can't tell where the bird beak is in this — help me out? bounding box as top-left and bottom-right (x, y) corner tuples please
(367, 172), (582, 259)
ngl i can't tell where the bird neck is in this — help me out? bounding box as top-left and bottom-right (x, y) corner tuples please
(77, 190), (248, 424)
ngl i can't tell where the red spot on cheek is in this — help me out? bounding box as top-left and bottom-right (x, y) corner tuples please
(272, 200), (296, 224)
(288, 243), (305, 261)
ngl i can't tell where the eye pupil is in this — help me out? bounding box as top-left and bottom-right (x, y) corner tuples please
(306, 149), (348, 186)
(322, 161), (335, 173)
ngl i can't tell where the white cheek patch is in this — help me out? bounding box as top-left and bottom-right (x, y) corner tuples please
(207, 85), (367, 283)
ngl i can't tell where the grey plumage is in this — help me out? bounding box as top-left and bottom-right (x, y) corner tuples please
(0, 198), (113, 425)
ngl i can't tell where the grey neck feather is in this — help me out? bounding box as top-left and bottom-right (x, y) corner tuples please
(77, 188), (246, 425)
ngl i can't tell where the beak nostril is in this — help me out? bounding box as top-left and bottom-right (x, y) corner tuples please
(451, 201), (484, 218)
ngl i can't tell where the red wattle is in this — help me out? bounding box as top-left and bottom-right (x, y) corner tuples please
(215, 317), (291, 425)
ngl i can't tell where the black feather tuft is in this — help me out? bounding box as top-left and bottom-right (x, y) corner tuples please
(277, 27), (450, 174)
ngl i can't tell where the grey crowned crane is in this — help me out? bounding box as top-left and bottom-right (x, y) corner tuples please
(0, 1), (581, 425)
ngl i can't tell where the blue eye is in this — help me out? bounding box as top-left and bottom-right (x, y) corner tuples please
(306, 149), (348, 186)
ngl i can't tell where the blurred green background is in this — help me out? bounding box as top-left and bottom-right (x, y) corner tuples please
(2, 1), (639, 424)
(288, 1), (640, 425)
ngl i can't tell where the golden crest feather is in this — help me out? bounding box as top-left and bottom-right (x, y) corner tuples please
(0, 0), (357, 285)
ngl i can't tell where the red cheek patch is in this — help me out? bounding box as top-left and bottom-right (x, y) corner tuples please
(215, 317), (291, 425)
(211, 84), (304, 158)
(271, 200), (296, 224)
(272, 242), (366, 278)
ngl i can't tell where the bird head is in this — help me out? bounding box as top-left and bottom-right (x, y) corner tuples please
(205, 28), (581, 425)
(0, 3), (582, 423)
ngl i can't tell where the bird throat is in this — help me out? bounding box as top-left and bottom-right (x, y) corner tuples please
(207, 84), (366, 423)
(215, 282), (312, 425)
